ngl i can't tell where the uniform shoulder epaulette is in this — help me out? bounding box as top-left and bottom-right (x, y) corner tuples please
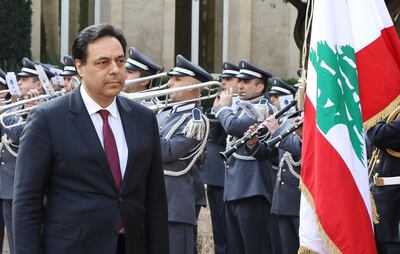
(183, 108), (207, 141)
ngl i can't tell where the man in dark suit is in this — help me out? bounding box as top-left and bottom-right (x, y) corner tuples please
(12, 23), (169, 254)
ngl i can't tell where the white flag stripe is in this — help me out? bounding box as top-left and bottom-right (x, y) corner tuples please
(309, 1), (354, 51)
(348, 0), (394, 52)
(323, 124), (373, 224)
(299, 194), (331, 254)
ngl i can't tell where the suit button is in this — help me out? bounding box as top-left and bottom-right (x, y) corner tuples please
(1, 150), (4, 153)
(1, 162), (4, 165)
(282, 169), (286, 172)
(118, 197), (124, 204)
(281, 181), (285, 185)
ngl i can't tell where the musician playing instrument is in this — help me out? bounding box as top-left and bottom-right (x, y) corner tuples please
(156, 55), (211, 254)
(213, 60), (277, 254)
(124, 47), (163, 93)
(246, 111), (303, 254)
(60, 55), (80, 92)
(367, 106), (400, 254)
(200, 61), (239, 254)
(0, 57), (54, 254)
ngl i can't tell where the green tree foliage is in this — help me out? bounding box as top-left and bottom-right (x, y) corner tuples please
(0, 0), (32, 72)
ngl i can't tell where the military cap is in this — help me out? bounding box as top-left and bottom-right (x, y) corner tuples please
(18, 57), (39, 77)
(61, 55), (78, 76)
(125, 47), (163, 75)
(220, 61), (240, 79)
(168, 55), (213, 83)
(37, 62), (57, 80)
(269, 77), (297, 96)
(0, 68), (6, 85)
(236, 60), (272, 82)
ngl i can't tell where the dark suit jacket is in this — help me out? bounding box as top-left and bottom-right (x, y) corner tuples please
(12, 88), (169, 254)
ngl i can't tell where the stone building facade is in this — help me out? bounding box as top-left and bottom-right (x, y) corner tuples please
(31, 0), (300, 78)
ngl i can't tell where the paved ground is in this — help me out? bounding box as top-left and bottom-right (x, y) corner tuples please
(1, 205), (215, 254)
(197, 205), (215, 253)
(2, 233), (8, 254)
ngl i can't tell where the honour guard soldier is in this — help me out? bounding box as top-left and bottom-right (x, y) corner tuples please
(367, 107), (400, 254)
(124, 47), (163, 93)
(246, 112), (303, 254)
(157, 55), (211, 254)
(213, 60), (277, 254)
(269, 77), (297, 111)
(60, 55), (79, 92)
(200, 61), (239, 254)
(0, 58), (44, 254)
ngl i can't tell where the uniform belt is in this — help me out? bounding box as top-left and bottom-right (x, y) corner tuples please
(373, 173), (400, 186)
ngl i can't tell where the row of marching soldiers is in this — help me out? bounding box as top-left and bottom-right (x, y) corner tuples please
(0, 46), (398, 254)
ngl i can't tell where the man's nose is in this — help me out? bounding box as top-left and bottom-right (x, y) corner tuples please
(109, 61), (120, 74)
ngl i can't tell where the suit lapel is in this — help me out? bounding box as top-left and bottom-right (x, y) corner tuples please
(116, 97), (137, 192)
(69, 87), (118, 191)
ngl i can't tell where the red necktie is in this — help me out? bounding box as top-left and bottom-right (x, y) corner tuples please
(98, 110), (122, 189)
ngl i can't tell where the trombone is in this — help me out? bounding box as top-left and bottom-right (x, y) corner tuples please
(125, 72), (168, 86)
(124, 81), (222, 111)
(0, 90), (65, 129)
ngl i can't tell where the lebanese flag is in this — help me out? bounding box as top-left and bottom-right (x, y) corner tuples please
(299, 0), (400, 253)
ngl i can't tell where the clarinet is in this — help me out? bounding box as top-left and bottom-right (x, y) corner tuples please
(220, 100), (297, 161)
(264, 118), (303, 151)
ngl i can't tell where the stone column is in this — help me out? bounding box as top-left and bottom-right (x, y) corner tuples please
(31, 0), (41, 60)
(228, 0), (252, 63)
(162, 0), (176, 70)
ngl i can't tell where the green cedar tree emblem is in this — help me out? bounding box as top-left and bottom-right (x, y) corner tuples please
(310, 42), (365, 165)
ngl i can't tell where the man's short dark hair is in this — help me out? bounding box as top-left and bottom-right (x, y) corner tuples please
(72, 23), (127, 64)
(255, 78), (267, 94)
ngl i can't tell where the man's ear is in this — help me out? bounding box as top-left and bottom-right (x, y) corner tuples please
(75, 59), (83, 77)
(256, 82), (265, 94)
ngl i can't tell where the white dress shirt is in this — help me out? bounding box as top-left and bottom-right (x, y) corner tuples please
(80, 85), (128, 177)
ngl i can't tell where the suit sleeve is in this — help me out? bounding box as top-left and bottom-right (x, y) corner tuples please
(13, 108), (52, 254)
(146, 114), (169, 253)
(367, 119), (400, 150)
(216, 108), (257, 137)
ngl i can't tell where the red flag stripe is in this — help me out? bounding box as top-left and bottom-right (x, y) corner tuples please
(301, 97), (377, 253)
(356, 26), (400, 126)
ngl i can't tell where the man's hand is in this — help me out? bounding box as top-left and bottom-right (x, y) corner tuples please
(245, 123), (259, 146)
(263, 115), (279, 135)
(218, 88), (233, 107)
(24, 89), (42, 108)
